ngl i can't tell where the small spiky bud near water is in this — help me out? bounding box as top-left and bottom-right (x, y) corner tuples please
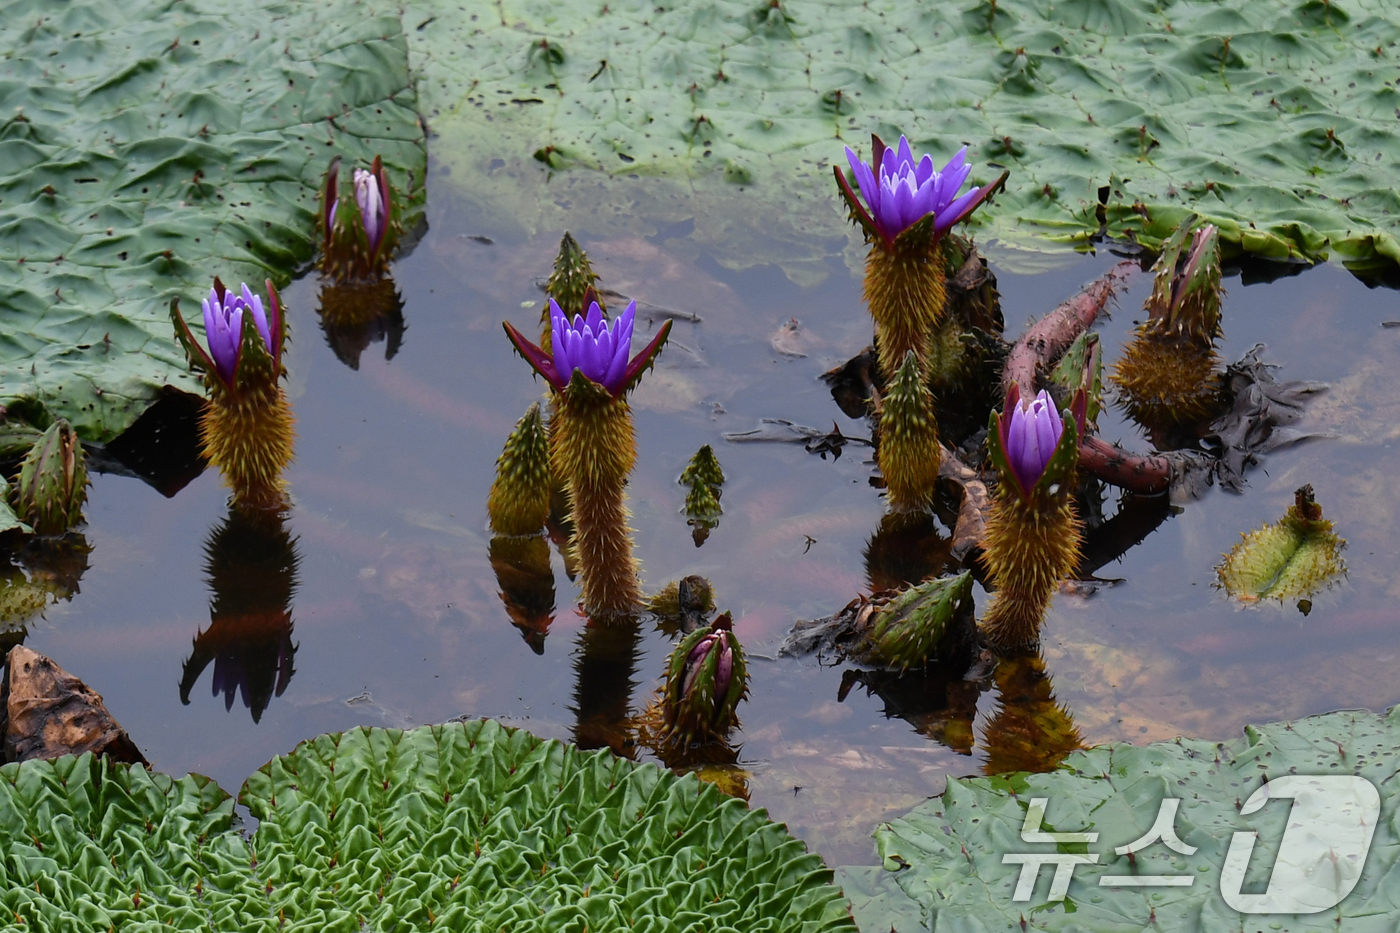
(680, 445), (725, 545)
(171, 279), (295, 510)
(1112, 219), (1224, 427)
(877, 350), (941, 510)
(317, 156), (401, 282)
(980, 387), (1084, 650)
(12, 419), (88, 536)
(489, 402), (552, 536)
(853, 571), (973, 671)
(504, 300), (671, 620)
(1217, 485), (1345, 603)
(661, 612), (749, 748)
(835, 135), (1006, 381)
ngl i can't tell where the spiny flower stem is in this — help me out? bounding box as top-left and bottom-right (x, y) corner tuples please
(201, 378), (295, 511)
(877, 350), (941, 510)
(551, 377), (641, 619)
(980, 488), (1081, 650)
(864, 240), (947, 381)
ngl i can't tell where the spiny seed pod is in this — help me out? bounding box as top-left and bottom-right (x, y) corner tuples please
(1217, 485), (1345, 602)
(979, 387), (1084, 651)
(877, 350), (941, 510)
(662, 612), (748, 747)
(488, 402), (552, 536)
(1112, 218), (1224, 426)
(679, 445), (725, 489)
(855, 571), (973, 671)
(545, 232), (604, 327)
(12, 419), (88, 536)
(1050, 331), (1103, 428)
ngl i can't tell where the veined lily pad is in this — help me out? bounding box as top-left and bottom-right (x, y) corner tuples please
(0, 719), (858, 932)
(409, 0), (1400, 275)
(864, 705), (1400, 932)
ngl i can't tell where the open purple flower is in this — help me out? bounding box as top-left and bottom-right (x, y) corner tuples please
(835, 135), (1004, 248)
(504, 299), (672, 399)
(1001, 388), (1064, 494)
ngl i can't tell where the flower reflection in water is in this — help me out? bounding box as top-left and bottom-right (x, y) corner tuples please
(316, 278), (406, 370)
(180, 506), (299, 723)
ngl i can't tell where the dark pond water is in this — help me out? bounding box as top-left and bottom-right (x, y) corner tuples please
(18, 172), (1400, 867)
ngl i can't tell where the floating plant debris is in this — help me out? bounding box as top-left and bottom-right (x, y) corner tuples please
(1217, 484), (1346, 603)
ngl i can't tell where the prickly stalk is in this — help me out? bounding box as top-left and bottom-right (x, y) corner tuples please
(489, 402), (552, 536)
(201, 376), (295, 511)
(877, 350), (942, 510)
(980, 490), (1082, 650)
(865, 241), (947, 380)
(551, 373), (641, 618)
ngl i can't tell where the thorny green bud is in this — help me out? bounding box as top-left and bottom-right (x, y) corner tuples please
(679, 445), (725, 489)
(663, 612), (749, 746)
(545, 232), (604, 322)
(488, 402), (552, 536)
(12, 419), (88, 536)
(856, 572), (973, 671)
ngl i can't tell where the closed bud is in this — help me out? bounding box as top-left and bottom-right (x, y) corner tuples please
(13, 420), (88, 536)
(662, 612), (748, 747)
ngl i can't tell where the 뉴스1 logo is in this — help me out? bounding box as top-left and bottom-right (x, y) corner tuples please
(1002, 774), (1380, 914)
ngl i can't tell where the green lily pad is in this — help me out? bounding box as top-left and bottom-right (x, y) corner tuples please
(866, 706), (1400, 931)
(0, 0), (425, 443)
(410, 0), (1400, 277)
(0, 719), (858, 932)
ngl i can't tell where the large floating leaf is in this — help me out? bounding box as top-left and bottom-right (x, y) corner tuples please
(409, 0), (1400, 276)
(0, 719), (858, 932)
(0, 0), (425, 442)
(866, 706), (1400, 931)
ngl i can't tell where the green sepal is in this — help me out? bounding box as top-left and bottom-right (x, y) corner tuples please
(1050, 332), (1102, 426)
(12, 419), (88, 536)
(833, 163), (885, 246)
(858, 571), (973, 672)
(1148, 213), (1223, 340)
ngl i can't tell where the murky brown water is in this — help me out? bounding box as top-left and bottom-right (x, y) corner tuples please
(17, 170), (1400, 867)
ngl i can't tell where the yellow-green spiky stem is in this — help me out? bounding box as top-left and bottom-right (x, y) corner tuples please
(980, 490), (1082, 650)
(488, 402), (552, 536)
(201, 376), (295, 512)
(865, 238), (947, 381)
(551, 372), (641, 619)
(878, 350), (941, 510)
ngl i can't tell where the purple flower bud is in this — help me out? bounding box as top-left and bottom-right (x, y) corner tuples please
(354, 167), (386, 256)
(681, 633), (718, 699)
(1002, 389), (1064, 493)
(844, 136), (981, 241)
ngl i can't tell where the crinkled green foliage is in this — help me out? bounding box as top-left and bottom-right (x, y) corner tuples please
(0, 720), (857, 932)
(863, 706), (1400, 932)
(410, 0), (1400, 278)
(0, 0), (425, 442)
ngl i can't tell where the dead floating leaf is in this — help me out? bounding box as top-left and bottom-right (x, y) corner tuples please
(770, 317), (811, 357)
(1, 645), (147, 765)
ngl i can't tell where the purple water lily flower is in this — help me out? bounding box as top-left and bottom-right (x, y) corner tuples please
(844, 136), (981, 241)
(201, 282), (273, 385)
(354, 166), (387, 257)
(504, 299), (673, 399)
(1001, 388), (1064, 494)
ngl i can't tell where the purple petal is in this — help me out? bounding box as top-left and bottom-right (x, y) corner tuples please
(594, 320), (615, 371)
(890, 175), (918, 235)
(616, 301), (636, 351)
(914, 153), (934, 186)
(584, 301), (604, 334)
(846, 146), (877, 213)
(328, 196), (339, 231)
(243, 283), (272, 354)
(896, 135), (914, 170)
(941, 146), (968, 177)
(879, 145), (899, 179)
(1004, 405), (1025, 472)
(935, 186), (982, 234)
(715, 639), (733, 702)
